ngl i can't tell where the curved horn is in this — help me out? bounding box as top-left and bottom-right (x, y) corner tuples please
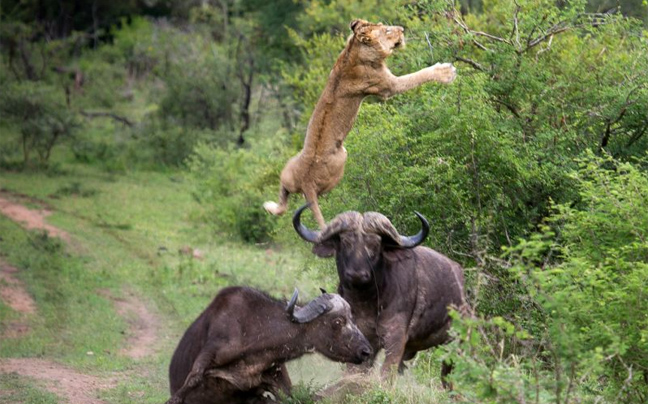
(364, 211), (430, 248)
(398, 211), (430, 248)
(286, 288), (299, 318)
(319, 287), (327, 294)
(293, 204), (320, 243)
(292, 295), (334, 324)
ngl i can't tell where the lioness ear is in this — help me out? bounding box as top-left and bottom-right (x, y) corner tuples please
(350, 19), (368, 33)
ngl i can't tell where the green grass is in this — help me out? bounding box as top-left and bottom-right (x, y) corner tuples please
(0, 158), (360, 403)
(0, 373), (59, 404)
(0, 136), (448, 403)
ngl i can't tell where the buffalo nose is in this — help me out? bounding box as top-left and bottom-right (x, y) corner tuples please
(360, 346), (373, 360)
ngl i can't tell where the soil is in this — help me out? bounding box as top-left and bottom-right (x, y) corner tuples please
(0, 193), (71, 242)
(0, 358), (117, 404)
(0, 260), (37, 338)
(0, 193), (163, 402)
(98, 289), (161, 360)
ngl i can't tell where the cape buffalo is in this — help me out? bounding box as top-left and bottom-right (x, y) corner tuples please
(293, 205), (467, 386)
(167, 286), (372, 404)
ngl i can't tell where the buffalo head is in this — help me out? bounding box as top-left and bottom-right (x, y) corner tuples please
(293, 204), (430, 287)
(285, 288), (372, 364)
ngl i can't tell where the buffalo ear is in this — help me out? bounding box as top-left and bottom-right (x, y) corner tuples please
(382, 248), (412, 263)
(312, 243), (335, 258)
(380, 234), (401, 248)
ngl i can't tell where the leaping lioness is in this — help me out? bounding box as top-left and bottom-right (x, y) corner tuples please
(264, 19), (457, 228)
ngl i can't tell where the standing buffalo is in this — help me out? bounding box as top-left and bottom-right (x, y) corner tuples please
(293, 205), (467, 385)
(167, 286), (372, 404)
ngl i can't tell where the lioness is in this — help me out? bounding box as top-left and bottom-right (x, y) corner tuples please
(264, 19), (457, 228)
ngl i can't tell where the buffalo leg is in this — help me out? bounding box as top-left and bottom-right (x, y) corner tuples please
(398, 351), (417, 374)
(260, 363), (292, 399)
(378, 320), (409, 379)
(167, 343), (219, 404)
(441, 360), (453, 390)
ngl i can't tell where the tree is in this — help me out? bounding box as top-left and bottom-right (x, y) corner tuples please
(0, 81), (78, 166)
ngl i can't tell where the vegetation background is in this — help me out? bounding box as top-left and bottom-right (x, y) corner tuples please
(0, 0), (647, 403)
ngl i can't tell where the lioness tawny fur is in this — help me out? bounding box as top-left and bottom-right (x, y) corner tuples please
(264, 19), (457, 228)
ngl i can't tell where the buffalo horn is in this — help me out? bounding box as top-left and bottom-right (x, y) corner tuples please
(286, 288), (299, 318)
(293, 204), (320, 243)
(292, 294), (334, 324)
(398, 211), (430, 248)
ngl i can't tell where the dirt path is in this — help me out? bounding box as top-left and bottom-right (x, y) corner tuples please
(0, 193), (71, 242)
(0, 358), (117, 404)
(0, 260), (37, 338)
(99, 289), (161, 360)
(0, 193), (163, 401)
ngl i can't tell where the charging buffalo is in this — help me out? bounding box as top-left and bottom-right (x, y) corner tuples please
(293, 205), (467, 386)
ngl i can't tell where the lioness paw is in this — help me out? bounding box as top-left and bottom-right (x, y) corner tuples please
(431, 63), (457, 84)
(264, 201), (282, 215)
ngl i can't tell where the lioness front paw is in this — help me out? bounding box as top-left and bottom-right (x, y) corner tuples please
(431, 63), (457, 84)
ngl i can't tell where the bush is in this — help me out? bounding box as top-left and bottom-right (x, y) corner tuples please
(443, 152), (648, 404)
(158, 46), (239, 131)
(188, 140), (283, 243)
(0, 80), (79, 167)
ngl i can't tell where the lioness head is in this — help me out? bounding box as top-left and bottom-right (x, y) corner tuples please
(349, 19), (405, 61)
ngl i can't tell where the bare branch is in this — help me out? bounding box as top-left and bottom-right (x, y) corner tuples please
(535, 34), (554, 61)
(626, 124), (648, 148)
(455, 56), (487, 72)
(424, 32), (434, 60)
(449, 11), (491, 51)
(527, 25), (570, 50)
(80, 110), (134, 127)
(512, 1), (522, 50)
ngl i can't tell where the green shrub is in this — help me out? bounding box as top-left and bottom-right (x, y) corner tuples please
(0, 80), (79, 167)
(188, 140), (283, 243)
(444, 152), (648, 404)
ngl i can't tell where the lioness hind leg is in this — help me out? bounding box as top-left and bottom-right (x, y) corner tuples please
(302, 188), (326, 229)
(264, 186), (290, 216)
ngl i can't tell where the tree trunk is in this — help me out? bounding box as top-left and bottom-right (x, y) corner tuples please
(18, 40), (37, 81)
(237, 58), (254, 146)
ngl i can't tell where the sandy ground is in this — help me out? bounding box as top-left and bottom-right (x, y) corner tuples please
(0, 193), (71, 242)
(98, 288), (161, 360)
(0, 260), (37, 338)
(0, 358), (118, 404)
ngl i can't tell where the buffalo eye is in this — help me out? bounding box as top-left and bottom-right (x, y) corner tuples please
(332, 317), (346, 329)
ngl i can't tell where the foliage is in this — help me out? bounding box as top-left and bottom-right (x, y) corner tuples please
(187, 140), (282, 243)
(157, 40), (238, 132)
(444, 152), (648, 403)
(296, 0), (403, 35)
(0, 80), (79, 167)
(0, 0), (647, 403)
(283, 0), (647, 311)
